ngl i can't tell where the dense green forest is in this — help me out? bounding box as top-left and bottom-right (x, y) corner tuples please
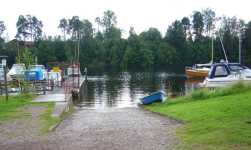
(0, 9), (251, 72)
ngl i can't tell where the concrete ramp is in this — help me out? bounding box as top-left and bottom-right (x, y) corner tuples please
(33, 94), (65, 102)
(51, 102), (68, 117)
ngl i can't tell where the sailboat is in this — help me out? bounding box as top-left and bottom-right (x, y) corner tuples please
(185, 37), (214, 78)
(185, 63), (211, 78)
(202, 34), (251, 87)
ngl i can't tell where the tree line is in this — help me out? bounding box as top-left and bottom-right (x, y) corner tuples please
(0, 9), (251, 72)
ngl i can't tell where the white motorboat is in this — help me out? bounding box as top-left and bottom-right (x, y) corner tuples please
(203, 63), (251, 87)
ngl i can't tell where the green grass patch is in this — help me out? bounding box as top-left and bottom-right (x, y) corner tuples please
(145, 83), (251, 150)
(0, 94), (61, 133)
(0, 94), (33, 121)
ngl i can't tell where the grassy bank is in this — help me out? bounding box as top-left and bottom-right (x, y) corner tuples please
(145, 83), (251, 150)
(0, 94), (60, 132)
(0, 94), (33, 120)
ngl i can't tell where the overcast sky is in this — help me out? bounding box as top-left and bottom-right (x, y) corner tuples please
(0, 0), (250, 39)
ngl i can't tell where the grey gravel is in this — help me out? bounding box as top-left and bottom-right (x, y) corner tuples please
(0, 107), (181, 150)
(0, 106), (46, 145)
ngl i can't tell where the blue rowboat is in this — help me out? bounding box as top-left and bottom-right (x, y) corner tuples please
(140, 91), (166, 105)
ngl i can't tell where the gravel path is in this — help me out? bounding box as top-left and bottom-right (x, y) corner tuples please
(0, 107), (181, 150)
(0, 106), (46, 146)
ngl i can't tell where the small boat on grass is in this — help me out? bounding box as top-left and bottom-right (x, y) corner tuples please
(140, 91), (166, 105)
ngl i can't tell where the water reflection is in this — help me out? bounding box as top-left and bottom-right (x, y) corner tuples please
(75, 72), (202, 109)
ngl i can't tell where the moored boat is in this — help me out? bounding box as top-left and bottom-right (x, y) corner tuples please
(186, 35), (215, 78)
(140, 91), (166, 105)
(185, 63), (211, 78)
(203, 63), (251, 88)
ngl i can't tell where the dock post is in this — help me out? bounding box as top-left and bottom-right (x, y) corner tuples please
(4, 65), (8, 101)
(84, 67), (87, 81)
(0, 56), (8, 100)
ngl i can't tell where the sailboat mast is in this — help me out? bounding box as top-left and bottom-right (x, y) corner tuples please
(211, 36), (214, 63)
(239, 32), (242, 64)
(219, 35), (229, 63)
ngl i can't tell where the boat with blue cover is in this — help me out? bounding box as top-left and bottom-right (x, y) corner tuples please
(203, 63), (251, 87)
(25, 65), (47, 81)
(140, 91), (166, 105)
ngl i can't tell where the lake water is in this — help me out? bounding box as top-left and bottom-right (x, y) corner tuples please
(75, 72), (203, 109)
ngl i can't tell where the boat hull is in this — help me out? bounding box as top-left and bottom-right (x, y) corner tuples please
(186, 69), (209, 78)
(140, 91), (165, 105)
(203, 77), (251, 88)
(203, 63), (251, 88)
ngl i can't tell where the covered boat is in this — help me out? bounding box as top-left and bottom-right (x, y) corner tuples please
(203, 63), (251, 87)
(8, 63), (26, 79)
(140, 91), (166, 105)
(25, 65), (47, 81)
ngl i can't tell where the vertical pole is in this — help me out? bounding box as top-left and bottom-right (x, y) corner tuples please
(77, 32), (80, 89)
(72, 64), (74, 89)
(85, 67), (87, 81)
(211, 36), (214, 63)
(0, 82), (2, 95)
(78, 35), (80, 62)
(219, 35), (228, 63)
(78, 64), (79, 89)
(239, 34), (242, 64)
(35, 56), (38, 65)
(74, 33), (77, 63)
(4, 66), (8, 101)
(17, 40), (20, 63)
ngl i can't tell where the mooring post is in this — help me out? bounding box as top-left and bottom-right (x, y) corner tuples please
(1, 56), (8, 101)
(84, 67), (87, 81)
(4, 65), (8, 101)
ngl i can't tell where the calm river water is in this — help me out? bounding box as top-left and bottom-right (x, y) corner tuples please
(75, 72), (203, 109)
